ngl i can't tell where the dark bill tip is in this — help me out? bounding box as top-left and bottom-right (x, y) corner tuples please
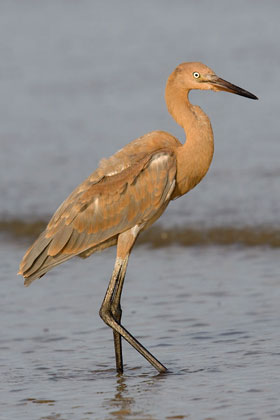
(213, 77), (258, 100)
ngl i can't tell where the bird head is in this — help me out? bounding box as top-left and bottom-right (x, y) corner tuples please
(170, 62), (258, 100)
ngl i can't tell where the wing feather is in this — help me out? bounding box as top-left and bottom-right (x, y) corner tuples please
(19, 146), (177, 284)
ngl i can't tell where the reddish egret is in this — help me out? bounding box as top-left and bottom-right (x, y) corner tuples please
(19, 62), (258, 373)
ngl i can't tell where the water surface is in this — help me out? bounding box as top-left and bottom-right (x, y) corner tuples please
(2, 242), (280, 419)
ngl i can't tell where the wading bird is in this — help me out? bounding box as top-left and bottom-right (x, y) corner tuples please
(19, 62), (257, 374)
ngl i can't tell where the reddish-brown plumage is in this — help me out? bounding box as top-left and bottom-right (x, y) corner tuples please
(18, 62), (257, 373)
(19, 131), (180, 284)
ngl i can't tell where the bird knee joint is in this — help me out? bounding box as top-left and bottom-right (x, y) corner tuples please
(99, 306), (111, 325)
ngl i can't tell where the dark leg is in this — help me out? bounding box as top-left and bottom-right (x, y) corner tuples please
(111, 257), (128, 373)
(99, 229), (167, 374)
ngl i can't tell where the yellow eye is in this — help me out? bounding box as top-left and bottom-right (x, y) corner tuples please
(193, 72), (200, 79)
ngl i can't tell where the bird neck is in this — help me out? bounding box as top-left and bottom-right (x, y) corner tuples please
(165, 81), (212, 139)
(165, 81), (214, 197)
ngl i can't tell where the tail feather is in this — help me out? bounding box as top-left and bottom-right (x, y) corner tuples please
(19, 232), (52, 274)
(18, 228), (75, 286)
(23, 253), (74, 287)
(23, 247), (49, 278)
(19, 222), (118, 286)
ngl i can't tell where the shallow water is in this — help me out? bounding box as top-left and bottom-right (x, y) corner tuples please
(1, 1), (280, 419)
(2, 241), (280, 420)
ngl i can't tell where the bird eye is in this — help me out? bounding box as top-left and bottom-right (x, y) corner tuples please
(193, 72), (200, 79)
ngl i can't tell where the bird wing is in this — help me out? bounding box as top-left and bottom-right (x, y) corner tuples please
(19, 149), (177, 284)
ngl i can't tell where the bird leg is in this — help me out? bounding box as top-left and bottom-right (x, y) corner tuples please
(99, 229), (167, 374)
(111, 256), (128, 373)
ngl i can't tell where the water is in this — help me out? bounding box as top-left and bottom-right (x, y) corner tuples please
(2, 242), (280, 419)
(1, 1), (280, 419)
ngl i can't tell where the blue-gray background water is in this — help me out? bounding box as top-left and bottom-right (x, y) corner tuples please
(1, 1), (280, 419)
